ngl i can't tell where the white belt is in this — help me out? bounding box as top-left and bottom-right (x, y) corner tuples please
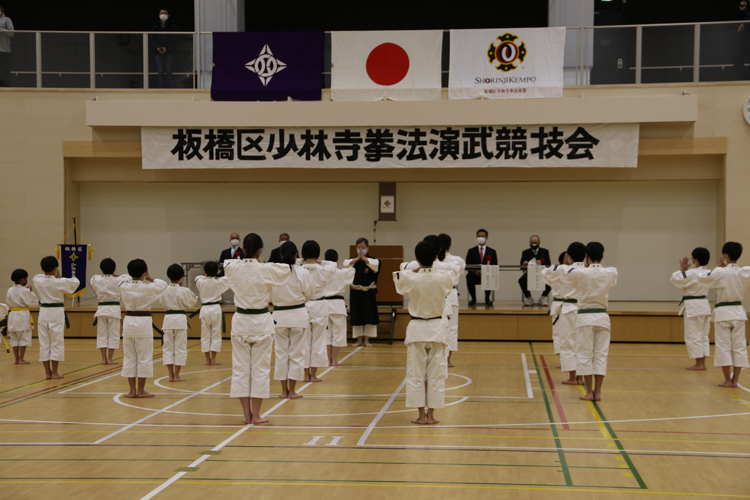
(351, 283), (377, 292)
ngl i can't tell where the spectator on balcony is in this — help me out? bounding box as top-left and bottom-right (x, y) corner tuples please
(733, 1), (750, 80)
(151, 9), (177, 88)
(0, 4), (14, 87)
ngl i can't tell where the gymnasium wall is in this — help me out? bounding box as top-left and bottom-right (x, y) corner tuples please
(78, 180), (717, 301)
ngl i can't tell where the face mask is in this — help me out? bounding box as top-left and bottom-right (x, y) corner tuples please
(230, 239), (240, 247)
(477, 238), (486, 245)
(160, 14), (169, 22)
(359, 248), (368, 256)
(531, 244), (539, 249)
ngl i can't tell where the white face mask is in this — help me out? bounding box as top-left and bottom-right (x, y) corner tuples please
(477, 237), (486, 245)
(359, 248), (368, 256)
(230, 239), (240, 247)
(160, 14), (169, 22)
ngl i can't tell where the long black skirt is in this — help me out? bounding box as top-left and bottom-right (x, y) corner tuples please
(350, 289), (379, 326)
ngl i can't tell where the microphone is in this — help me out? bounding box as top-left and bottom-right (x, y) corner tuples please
(373, 220), (378, 230)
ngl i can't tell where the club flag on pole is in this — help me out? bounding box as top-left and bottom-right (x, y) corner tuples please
(449, 28), (565, 99)
(211, 31), (324, 102)
(59, 245), (88, 298)
(332, 30), (442, 101)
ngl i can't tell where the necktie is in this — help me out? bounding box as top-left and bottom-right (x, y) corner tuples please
(480, 247), (484, 264)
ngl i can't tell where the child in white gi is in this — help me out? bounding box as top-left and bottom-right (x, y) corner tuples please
(194, 261), (229, 365)
(697, 241), (750, 388)
(299, 240), (336, 381)
(224, 233), (291, 425)
(566, 242), (618, 402)
(345, 238), (380, 347)
(272, 242), (315, 398)
(161, 264), (198, 382)
(32, 256), (80, 379)
(90, 258), (130, 365)
(440, 234), (466, 368)
(120, 259), (168, 398)
(670, 247), (712, 370)
(323, 249), (355, 366)
(6, 269), (38, 364)
(393, 241), (454, 425)
(542, 243), (586, 385)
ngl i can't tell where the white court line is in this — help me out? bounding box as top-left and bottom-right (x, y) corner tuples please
(521, 353), (534, 399)
(60, 359), (162, 394)
(95, 377), (231, 445)
(357, 378), (407, 447)
(139, 346), (363, 500)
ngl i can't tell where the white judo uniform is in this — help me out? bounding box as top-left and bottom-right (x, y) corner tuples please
(224, 258), (291, 399)
(300, 261), (336, 369)
(323, 266), (356, 348)
(670, 267), (711, 360)
(542, 262), (584, 373)
(697, 264), (750, 368)
(160, 284), (198, 366)
(120, 278), (168, 378)
(32, 274), (80, 362)
(393, 267), (453, 409)
(5, 284), (38, 348)
(272, 265), (315, 381)
(565, 264), (618, 377)
(194, 275), (230, 353)
(444, 252), (466, 353)
(90, 274), (131, 350)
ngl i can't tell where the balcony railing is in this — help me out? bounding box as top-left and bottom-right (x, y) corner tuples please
(0, 21), (747, 91)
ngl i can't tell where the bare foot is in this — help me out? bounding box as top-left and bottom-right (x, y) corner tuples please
(108, 360), (118, 365)
(354, 341), (364, 347)
(242, 417), (251, 425)
(289, 392), (303, 399)
(555, 365), (561, 369)
(425, 417), (439, 425)
(732, 382), (740, 388)
(136, 391), (155, 398)
(562, 378), (581, 385)
(18, 360), (30, 365)
(101, 360), (108, 365)
(329, 361), (342, 367)
(250, 416), (269, 424)
(171, 376), (185, 382)
(204, 361), (212, 365)
(279, 392), (289, 399)
(580, 393), (595, 401)
(50, 373), (64, 379)
(303, 375), (311, 383)
(364, 342), (373, 347)
(412, 417), (427, 425)
(210, 360), (221, 365)
(447, 362), (455, 368)
(687, 365), (706, 371)
(310, 376), (322, 382)
(719, 380), (734, 387)
(45, 375), (52, 380)
(123, 392), (138, 398)
(594, 394), (602, 402)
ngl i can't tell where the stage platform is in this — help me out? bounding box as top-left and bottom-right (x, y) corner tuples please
(24, 298), (715, 344)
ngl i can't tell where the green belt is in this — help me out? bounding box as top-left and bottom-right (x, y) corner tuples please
(237, 307), (269, 315)
(578, 308), (608, 314)
(552, 298), (577, 303)
(715, 301), (743, 308)
(679, 295), (706, 306)
(274, 304), (305, 311)
(188, 302), (226, 333)
(93, 302), (120, 326)
(316, 295), (344, 301)
(40, 303), (70, 329)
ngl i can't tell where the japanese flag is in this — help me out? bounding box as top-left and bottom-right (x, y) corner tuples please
(332, 30), (442, 101)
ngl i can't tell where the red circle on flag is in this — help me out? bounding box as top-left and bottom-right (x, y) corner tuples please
(366, 43), (410, 86)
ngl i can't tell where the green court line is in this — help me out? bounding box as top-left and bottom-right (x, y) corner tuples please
(528, 342), (573, 487)
(591, 399), (648, 489)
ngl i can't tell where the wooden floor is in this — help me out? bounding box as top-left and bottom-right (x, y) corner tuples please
(1, 339), (749, 499)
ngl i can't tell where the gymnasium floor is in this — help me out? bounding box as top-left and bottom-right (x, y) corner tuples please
(1, 339), (749, 499)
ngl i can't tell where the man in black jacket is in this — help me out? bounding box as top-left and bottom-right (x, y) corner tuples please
(151, 9), (177, 88)
(465, 228), (498, 306)
(518, 235), (551, 306)
(218, 232), (244, 276)
(268, 233), (290, 263)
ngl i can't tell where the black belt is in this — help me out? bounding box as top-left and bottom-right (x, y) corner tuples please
(679, 295), (706, 306)
(125, 311), (152, 317)
(578, 308), (607, 314)
(189, 302), (225, 332)
(552, 298), (577, 303)
(165, 310), (186, 315)
(317, 295), (344, 301)
(716, 301), (743, 308)
(274, 304), (306, 311)
(98, 301), (120, 306)
(237, 307), (269, 315)
(40, 303), (70, 329)
(410, 316), (442, 321)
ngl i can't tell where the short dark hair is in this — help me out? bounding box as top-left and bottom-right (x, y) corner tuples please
(167, 264), (184, 282)
(280, 241), (298, 265)
(415, 241), (437, 267)
(557, 252), (566, 264)
(566, 242), (586, 263)
(438, 233), (452, 251)
(204, 261), (219, 277)
(127, 259), (148, 278)
(476, 228), (488, 237)
(722, 241), (743, 261)
(356, 237), (369, 247)
(325, 249), (338, 262)
(243, 233), (263, 258)
(41, 256), (59, 273)
(100, 258), (116, 275)
(586, 242), (605, 262)
(423, 234), (445, 261)
(11, 269), (28, 283)
(279, 232), (289, 240)
(301, 240), (320, 260)
(691, 247), (710, 266)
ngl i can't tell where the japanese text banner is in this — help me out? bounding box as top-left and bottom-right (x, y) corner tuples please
(142, 124), (639, 169)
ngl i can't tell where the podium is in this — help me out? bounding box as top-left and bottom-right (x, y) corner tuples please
(349, 245), (403, 305)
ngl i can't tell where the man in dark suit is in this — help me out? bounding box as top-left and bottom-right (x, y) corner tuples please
(465, 228), (498, 307)
(218, 232), (245, 276)
(267, 232), (290, 263)
(518, 234), (552, 306)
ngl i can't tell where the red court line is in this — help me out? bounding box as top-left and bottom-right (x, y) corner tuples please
(0, 366), (123, 406)
(539, 355), (570, 431)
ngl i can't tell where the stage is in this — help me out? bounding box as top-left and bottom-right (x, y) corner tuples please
(38, 299), (710, 344)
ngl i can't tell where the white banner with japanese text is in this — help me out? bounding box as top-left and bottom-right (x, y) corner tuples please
(141, 123), (639, 169)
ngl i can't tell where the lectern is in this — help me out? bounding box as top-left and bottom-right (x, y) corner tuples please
(349, 245), (403, 305)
